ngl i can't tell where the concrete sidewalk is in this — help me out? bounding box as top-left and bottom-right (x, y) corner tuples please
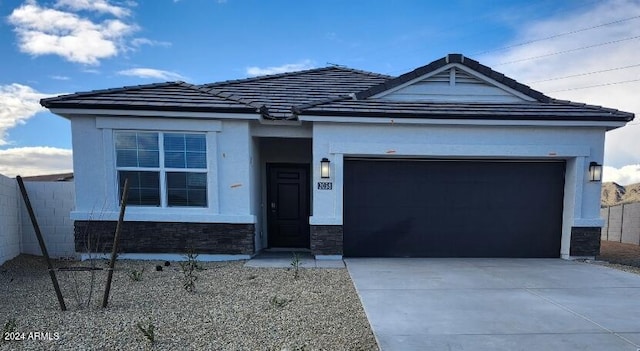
(346, 258), (640, 351)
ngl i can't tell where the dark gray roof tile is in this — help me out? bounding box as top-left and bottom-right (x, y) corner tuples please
(40, 54), (634, 123)
(41, 81), (259, 113)
(298, 100), (634, 121)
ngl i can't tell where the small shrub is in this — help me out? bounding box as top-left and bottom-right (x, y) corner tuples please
(270, 295), (290, 308)
(179, 250), (200, 293)
(155, 265), (163, 272)
(1, 319), (17, 343)
(3, 276), (14, 294)
(290, 253), (302, 279)
(164, 261), (171, 267)
(136, 319), (155, 344)
(128, 268), (144, 281)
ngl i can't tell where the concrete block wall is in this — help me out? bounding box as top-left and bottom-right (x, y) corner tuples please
(20, 181), (76, 258)
(601, 202), (640, 245)
(0, 174), (21, 265)
(621, 202), (640, 245)
(600, 207), (608, 240)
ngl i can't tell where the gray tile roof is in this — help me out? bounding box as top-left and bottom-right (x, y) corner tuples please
(40, 55), (635, 122)
(296, 99), (634, 121)
(199, 67), (390, 119)
(40, 81), (260, 113)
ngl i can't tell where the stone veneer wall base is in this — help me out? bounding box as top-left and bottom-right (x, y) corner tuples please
(310, 225), (343, 255)
(570, 226), (601, 257)
(74, 221), (255, 255)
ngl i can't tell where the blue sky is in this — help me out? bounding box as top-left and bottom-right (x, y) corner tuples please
(1, 0), (639, 183)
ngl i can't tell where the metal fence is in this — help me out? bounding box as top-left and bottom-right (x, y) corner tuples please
(601, 202), (640, 245)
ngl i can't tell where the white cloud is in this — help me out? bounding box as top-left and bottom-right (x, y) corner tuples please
(131, 37), (171, 48)
(603, 164), (640, 185)
(0, 84), (56, 146)
(117, 68), (185, 81)
(55, 0), (130, 18)
(0, 147), (73, 178)
(479, 0), (640, 169)
(49, 75), (70, 80)
(246, 60), (315, 76)
(8, 1), (137, 65)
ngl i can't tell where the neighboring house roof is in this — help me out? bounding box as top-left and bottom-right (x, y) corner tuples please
(22, 173), (74, 182)
(40, 54), (635, 122)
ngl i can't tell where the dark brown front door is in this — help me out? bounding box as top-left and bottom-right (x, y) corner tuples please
(267, 164), (310, 248)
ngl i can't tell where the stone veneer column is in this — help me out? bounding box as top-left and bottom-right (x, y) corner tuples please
(310, 225), (343, 255)
(570, 227), (601, 257)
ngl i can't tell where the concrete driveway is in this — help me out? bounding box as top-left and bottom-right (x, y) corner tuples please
(345, 258), (640, 351)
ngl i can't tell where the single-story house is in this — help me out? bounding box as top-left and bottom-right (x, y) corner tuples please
(41, 54), (634, 260)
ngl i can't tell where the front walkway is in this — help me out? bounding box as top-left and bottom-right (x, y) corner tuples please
(244, 251), (344, 268)
(346, 258), (640, 351)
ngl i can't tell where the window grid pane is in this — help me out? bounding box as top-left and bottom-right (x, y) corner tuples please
(118, 171), (160, 206)
(163, 133), (206, 169)
(116, 132), (159, 167)
(166, 172), (207, 207)
(116, 131), (207, 208)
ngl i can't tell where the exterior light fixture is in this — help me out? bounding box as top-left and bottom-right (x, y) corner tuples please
(589, 162), (602, 182)
(321, 158), (331, 178)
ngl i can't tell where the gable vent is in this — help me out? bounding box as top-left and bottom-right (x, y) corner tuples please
(428, 70), (450, 83)
(454, 69), (483, 85)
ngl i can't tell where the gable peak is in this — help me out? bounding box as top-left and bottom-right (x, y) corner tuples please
(355, 53), (550, 103)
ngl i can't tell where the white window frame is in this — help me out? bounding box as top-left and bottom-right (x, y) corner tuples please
(114, 130), (209, 208)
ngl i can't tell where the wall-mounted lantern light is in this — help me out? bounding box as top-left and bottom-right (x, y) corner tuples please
(321, 158), (331, 179)
(589, 162), (603, 182)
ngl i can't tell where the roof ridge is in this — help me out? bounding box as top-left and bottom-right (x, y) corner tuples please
(200, 66), (390, 88)
(178, 82), (264, 111)
(292, 95), (352, 114)
(40, 81), (184, 106)
(201, 67), (337, 87)
(329, 66), (393, 79)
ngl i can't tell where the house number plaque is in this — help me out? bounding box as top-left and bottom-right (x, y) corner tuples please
(317, 182), (333, 190)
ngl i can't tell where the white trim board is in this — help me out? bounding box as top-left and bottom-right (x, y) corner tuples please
(51, 108), (260, 120)
(70, 211), (256, 223)
(96, 117), (222, 131)
(329, 143), (590, 158)
(299, 115), (626, 129)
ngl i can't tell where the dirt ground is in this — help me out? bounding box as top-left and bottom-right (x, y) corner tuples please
(597, 240), (640, 268)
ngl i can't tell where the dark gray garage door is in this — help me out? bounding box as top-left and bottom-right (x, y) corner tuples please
(343, 159), (565, 258)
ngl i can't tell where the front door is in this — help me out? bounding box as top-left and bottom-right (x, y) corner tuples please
(267, 164), (310, 248)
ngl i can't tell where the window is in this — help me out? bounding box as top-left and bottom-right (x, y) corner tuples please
(115, 131), (207, 207)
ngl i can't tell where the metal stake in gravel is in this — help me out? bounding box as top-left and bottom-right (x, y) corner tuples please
(16, 175), (67, 311)
(102, 178), (129, 309)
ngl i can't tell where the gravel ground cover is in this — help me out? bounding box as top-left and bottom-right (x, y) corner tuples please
(597, 240), (640, 268)
(591, 241), (640, 275)
(0, 255), (377, 350)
